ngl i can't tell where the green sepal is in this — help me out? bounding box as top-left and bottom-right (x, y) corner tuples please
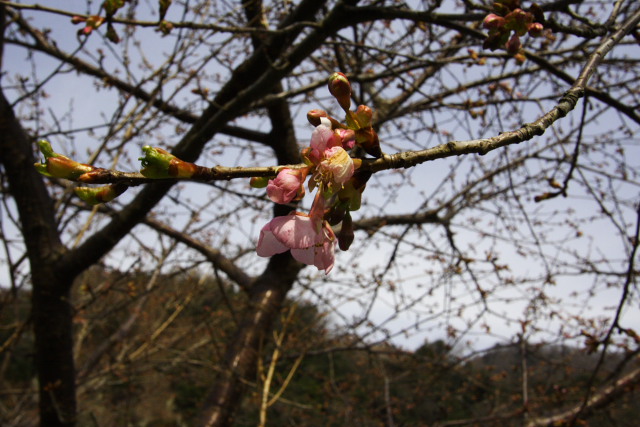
(250, 176), (270, 188)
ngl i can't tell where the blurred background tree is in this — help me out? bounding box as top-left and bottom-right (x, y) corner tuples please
(0, 0), (639, 425)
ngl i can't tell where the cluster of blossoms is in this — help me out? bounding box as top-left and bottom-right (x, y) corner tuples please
(254, 73), (380, 274)
(483, 0), (546, 60)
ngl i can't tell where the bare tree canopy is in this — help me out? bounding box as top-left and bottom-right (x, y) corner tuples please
(1, 0), (639, 425)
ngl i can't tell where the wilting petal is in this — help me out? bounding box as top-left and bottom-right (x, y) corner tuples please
(319, 146), (354, 185)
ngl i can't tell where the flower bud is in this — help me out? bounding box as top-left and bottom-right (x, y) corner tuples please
(354, 105), (373, 128)
(307, 109), (328, 126)
(528, 22), (544, 37)
(326, 202), (348, 226)
(106, 23), (120, 43)
(266, 168), (307, 204)
(483, 14), (505, 30)
(506, 34), (521, 55)
(328, 72), (351, 112)
(336, 128), (355, 150)
(158, 20), (174, 35)
(337, 212), (354, 251)
(505, 8), (533, 36)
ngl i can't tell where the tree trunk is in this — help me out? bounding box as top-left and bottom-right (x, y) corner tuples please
(0, 90), (76, 425)
(198, 253), (302, 427)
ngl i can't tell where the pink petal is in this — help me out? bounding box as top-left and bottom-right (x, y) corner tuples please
(256, 228), (289, 257)
(270, 214), (322, 249)
(309, 123), (334, 163)
(291, 247), (316, 266)
(314, 241), (335, 273)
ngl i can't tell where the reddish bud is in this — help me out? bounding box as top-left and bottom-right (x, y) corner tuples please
(337, 212), (354, 251)
(71, 16), (86, 24)
(505, 8), (533, 36)
(354, 105), (373, 128)
(336, 128), (355, 149)
(158, 20), (174, 35)
(528, 22), (544, 37)
(328, 72), (352, 112)
(506, 34), (521, 54)
(307, 109), (328, 126)
(483, 14), (505, 30)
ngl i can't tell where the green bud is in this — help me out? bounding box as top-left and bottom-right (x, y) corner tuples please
(250, 176), (270, 188)
(34, 140), (94, 180)
(37, 140), (57, 159)
(139, 145), (175, 178)
(75, 184), (126, 205)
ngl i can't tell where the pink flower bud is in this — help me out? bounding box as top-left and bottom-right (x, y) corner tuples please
(336, 128), (356, 150)
(266, 168), (307, 204)
(506, 34), (521, 55)
(328, 72), (352, 112)
(528, 22), (544, 37)
(483, 14), (505, 30)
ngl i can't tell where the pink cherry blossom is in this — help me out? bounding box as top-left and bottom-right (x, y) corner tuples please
(308, 118), (340, 163)
(319, 146), (354, 186)
(266, 168), (306, 204)
(256, 212), (336, 273)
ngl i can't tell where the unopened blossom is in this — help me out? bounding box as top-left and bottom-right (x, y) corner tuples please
(328, 72), (352, 111)
(256, 212), (336, 273)
(266, 168), (306, 204)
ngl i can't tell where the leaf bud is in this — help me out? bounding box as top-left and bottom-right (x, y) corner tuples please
(75, 184), (127, 205)
(139, 145), (197, 178)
